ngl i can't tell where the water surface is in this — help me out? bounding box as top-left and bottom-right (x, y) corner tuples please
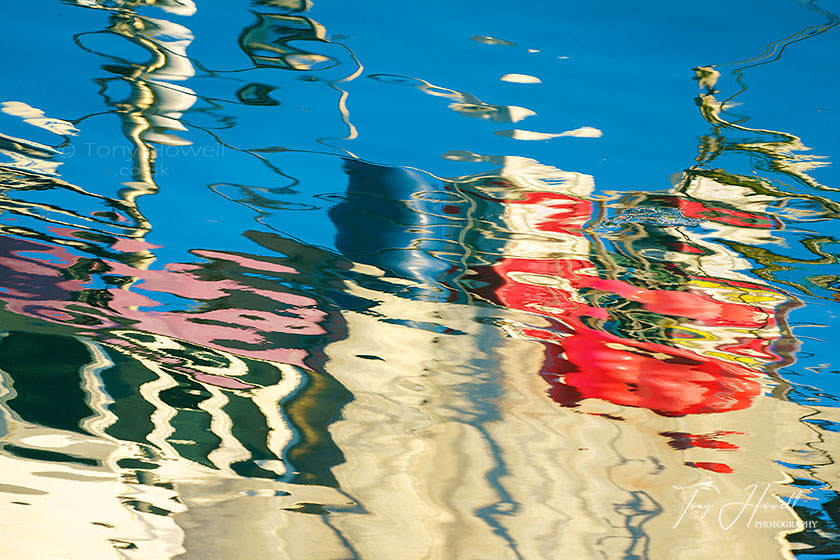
(1, 0), (840, 558)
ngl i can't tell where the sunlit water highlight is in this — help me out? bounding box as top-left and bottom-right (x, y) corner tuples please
(1, 0), (840, 558)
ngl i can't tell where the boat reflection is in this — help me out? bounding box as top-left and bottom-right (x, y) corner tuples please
(1, 0), (840, 558)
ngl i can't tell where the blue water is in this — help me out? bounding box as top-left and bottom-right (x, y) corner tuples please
(1, 0), (840, 558)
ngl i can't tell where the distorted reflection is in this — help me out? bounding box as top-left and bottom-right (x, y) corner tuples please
(370, 74), (537, 123)
(240, 12), (335, 71)
(1, 0), (840, 558)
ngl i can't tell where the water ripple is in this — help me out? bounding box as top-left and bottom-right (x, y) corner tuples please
(2, 0), (840, 558)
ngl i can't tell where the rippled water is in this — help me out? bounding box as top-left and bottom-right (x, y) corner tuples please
(2, 1), (840, 558)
